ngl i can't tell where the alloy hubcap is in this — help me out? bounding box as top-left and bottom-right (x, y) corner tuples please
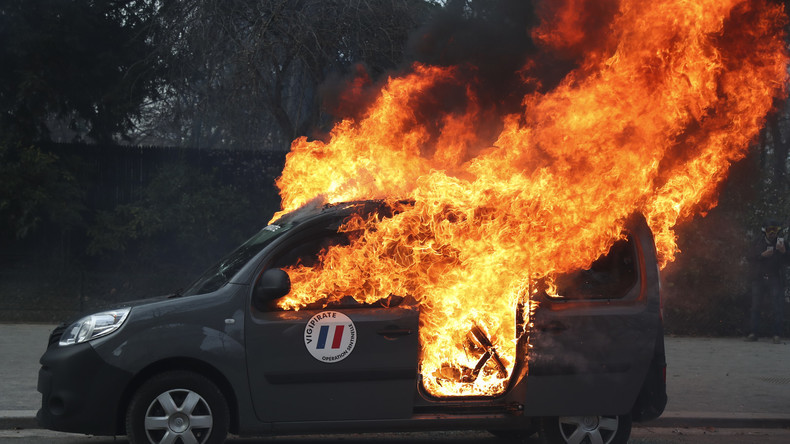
(581, 416), (599, 431)
(558, 415), (619, 444)
(144, 389), (213, 444)
(168, 412), (190, 433)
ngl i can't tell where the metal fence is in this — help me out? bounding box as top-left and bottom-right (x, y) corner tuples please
(0, 144), (289, 321)
(45, 143), (288, 210)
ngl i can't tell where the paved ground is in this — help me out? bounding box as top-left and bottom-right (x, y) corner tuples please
(663, 335), (790, 415)
(2, 324), (790, 430)
(0, 324), (51, 413)
(3, 427), (790, 444)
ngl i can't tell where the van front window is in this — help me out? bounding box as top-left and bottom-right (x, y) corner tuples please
(183, 223), (292, 296)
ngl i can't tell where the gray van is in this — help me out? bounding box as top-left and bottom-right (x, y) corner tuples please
(37, 200), (666, 444)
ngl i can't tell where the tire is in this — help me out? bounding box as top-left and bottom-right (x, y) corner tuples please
(126, 370), (229, 444)
(539, 414), (631, 444)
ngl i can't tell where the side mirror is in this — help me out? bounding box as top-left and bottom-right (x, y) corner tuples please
(253, 268), (291, 310)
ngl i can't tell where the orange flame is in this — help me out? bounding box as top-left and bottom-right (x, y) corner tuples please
(273, 0), (789, 397)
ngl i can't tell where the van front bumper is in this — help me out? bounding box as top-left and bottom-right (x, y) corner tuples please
(37, 341), (133, 436)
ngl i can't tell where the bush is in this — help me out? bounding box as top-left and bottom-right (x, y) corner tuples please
(87, 162), (268, 277)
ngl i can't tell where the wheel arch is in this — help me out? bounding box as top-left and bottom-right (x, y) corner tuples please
(116, 357), (240, 435)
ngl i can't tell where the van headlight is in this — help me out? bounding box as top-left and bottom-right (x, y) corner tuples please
(59, 308), (131, 346)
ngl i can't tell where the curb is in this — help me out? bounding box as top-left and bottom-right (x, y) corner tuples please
(3, 410), (790, 431)
(639, 411), (790, 429)
(0, 410), (38, 430)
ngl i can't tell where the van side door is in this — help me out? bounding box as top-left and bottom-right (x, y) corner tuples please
(523, 219), (662, 416)
(246, 305), (419, 422)
(244, 221), (421, 423)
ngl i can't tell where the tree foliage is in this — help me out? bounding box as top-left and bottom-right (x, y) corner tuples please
(2, 0), (790, 335)
(137, 0), (436, 149)
(0, 0), (163, 145)
(87, 163), (259, 272)
(660, 99), (790, 336)
(0, 144), (85, 239)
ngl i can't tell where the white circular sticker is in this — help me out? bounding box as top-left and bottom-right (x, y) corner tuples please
(304, 311), (357, 363)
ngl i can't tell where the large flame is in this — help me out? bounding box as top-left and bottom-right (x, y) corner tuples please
(272, 0), (789, 397)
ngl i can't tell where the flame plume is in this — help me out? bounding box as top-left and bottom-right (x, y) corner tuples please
(273, 0), (789, 397)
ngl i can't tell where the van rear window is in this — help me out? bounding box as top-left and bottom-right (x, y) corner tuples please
(548, 236), (638, 300)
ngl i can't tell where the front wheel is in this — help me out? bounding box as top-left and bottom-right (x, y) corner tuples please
(126, 370), (229, 444)
(539, 414), (631, 444)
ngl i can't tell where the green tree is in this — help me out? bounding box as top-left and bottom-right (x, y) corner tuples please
(0, 144), (85, 240)
(87, 163), (262, 274)
(0, 0), (163, 145)
(137, 0), (437, 149)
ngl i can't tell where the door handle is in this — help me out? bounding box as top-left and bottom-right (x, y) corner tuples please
(377, 328), (413, 339)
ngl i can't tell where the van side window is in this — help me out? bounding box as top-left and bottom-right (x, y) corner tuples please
(550, 236), (638, 300)
(264, 225), (412, 311)
(270, 231), (349, 270)
(264, 229), (365, 310)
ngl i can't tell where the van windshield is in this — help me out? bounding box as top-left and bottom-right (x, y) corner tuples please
(183, 223), (292, 296)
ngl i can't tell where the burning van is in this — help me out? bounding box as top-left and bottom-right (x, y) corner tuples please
(38, 199), (666, 444)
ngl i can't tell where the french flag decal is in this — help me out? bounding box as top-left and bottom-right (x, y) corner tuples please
(316, 324), (345, 349)
(304, 311), (357, 363)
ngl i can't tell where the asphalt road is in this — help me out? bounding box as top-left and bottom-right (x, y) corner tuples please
(2, 428), (790, 444)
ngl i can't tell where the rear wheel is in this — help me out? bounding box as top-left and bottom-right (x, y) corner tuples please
(126, 371), (229, 444)
(539, 414), (631, 444)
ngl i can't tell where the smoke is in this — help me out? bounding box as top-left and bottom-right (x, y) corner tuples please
(315, 0), (566, 165)
(298, 0), (789, 264)
(407, 0), (541, 114)
(318, 0), (628, 154)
